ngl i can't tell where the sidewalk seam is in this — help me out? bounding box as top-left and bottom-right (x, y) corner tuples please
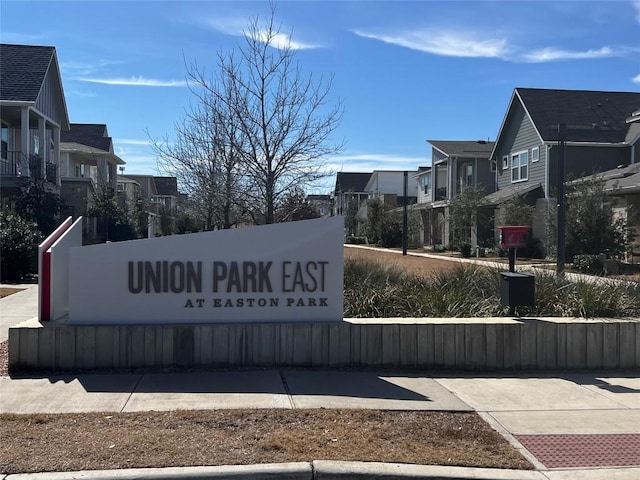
(119, 374), (145, 413)
(279, 369), (296, 409)
(477, 411), (547, 471)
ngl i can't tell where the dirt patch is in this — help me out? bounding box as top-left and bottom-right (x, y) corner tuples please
(0, 409), (532, 474)
(0, 287), (23, 298)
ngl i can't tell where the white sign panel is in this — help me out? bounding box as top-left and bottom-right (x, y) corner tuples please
(68, 217), (343, 324)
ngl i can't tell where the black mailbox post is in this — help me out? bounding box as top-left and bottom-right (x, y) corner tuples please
(500, 272), (535, 315)
(497, 226), (535, 316)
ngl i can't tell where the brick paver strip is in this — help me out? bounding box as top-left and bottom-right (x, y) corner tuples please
(516, 434), (640, 468)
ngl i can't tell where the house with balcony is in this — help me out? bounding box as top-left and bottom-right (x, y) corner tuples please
(355, 169), (419, 226)
(59, 124), (125, 236)
(415, 140), (495, 247)
(0, 43), (70, 204)
(332, 172), (370, 216)
(488, 87), (640, 252)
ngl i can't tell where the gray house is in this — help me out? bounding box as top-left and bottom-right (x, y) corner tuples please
(489, 87), (640, 249)
(416, 140), (495, 247)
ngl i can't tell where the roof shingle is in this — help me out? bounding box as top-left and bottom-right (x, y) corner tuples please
(427, 140), (495, 157)
(61, 124), (112, 152)
(0, 43), (56, 102)
(334, 172), (371, 194)
(516, 88), (640, 144)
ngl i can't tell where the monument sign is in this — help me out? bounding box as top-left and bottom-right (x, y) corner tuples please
(68, 217), (343, 324)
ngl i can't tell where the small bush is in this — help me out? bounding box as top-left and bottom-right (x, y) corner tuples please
(572, 254), (602, 274)
(0, 210), (43, 282)
(459, 243), (472, 258)
(345, 235), (368, 245)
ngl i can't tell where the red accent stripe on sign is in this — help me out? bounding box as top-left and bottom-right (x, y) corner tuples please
(41, 250), (52, 322)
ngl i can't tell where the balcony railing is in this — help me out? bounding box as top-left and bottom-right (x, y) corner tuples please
(1, 151), (58, 184)
(0, 151), (25, 176)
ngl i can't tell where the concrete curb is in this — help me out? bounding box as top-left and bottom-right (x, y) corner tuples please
(2, 462), (312, 480)
(2, 462), (548, 480)
(312, 461), (544, 479)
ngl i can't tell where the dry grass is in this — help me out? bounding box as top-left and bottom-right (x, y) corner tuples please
(344, 247), (468, 279)
(0, 410), (532, 474)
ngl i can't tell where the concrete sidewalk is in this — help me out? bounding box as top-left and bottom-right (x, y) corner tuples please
(0, 283), (37, 343)
(1, 369), (639, 478)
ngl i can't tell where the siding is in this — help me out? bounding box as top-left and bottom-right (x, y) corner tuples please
(475, 159), (496, 193)
(432, 148), (448, 164)
(548, 145), (632, 187)
(496, 102), (545, 192)
(34, 65), (66, 127)
(416, 171), (431, 204)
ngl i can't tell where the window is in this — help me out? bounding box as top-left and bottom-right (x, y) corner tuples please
(421, 174), (431, 193)
(502, 155), (508, 170)
(531, 146), (539, 163)
(464, 164), (473, 186)
(117, 183), (125, 192)
(511, 150), (528, 183)
(1, 124), (8, 160)
(490, 159), (497, 172)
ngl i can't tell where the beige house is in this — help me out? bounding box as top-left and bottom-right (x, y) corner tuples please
(60, 123), (125, 238)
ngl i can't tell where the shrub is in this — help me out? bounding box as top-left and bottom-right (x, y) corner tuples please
(459, 243), (472, 258)
(572, 254), (602, 274)
(0, 210), (43, 282)
(345, 236), (367, 245)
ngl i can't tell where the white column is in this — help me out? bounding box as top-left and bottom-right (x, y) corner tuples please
(38, 116), (46, 178)
(20, 107), (30, 177)
(53, 126), (61, 185)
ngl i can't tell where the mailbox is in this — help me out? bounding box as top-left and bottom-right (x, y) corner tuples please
(500, 272), (535, 309)
(498, 226), (529, 249)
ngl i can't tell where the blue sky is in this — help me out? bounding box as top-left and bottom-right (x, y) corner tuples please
(2, 1), (639, 193)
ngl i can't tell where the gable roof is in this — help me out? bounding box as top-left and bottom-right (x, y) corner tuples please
(516, 88), (640, 144)
(334, 172), (371, 194)
(153, 176), (179, 196)
(427, 140), (495, 158)
(0, 43), (56, 102)
(61, 123), (112, 152)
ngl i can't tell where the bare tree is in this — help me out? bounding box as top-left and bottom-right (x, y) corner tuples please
(228, 11), (343, 223)
(154, 6), (343, 227)
(150, 70), (248, 230)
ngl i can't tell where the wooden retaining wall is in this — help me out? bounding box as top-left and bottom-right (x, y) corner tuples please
(8, 317), (640, 372)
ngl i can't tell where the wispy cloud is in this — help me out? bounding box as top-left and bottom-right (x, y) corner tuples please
(521, 46), (618, 63)
(352, 29), (510, 59)
(251, 30), (320, 50)
(353, 28), (627, 64)
(115, 138), (152, 146)
(327, 153), (428, 172)
(78, 76), (186, 87)
(633, 74), (640, 84)
(61, 59), (124, 76)
(633, 0), (640, 23)
(203, 17), (320, 49)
